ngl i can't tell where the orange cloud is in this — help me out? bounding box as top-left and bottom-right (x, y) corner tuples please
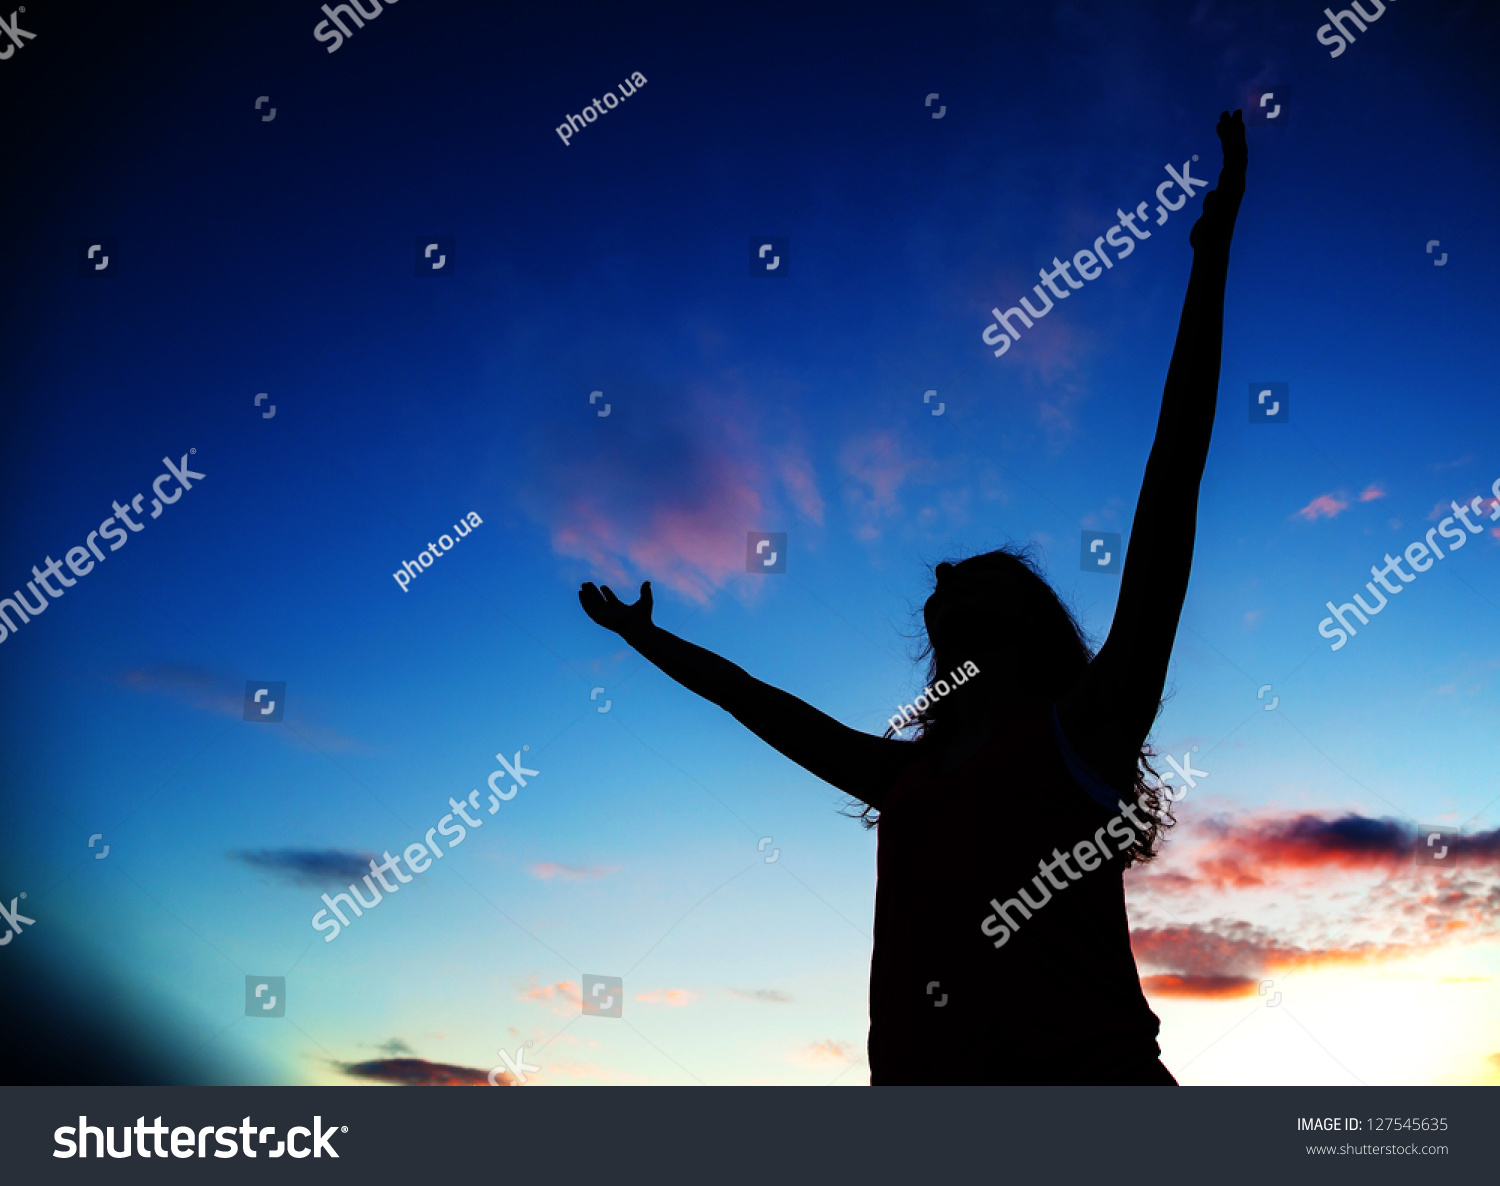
(518, 977), (581, 1016)
(788, 1039), (854, 1067)
(1131, 921), (1418, 997)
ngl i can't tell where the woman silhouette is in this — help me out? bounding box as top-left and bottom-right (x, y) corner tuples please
(580, 111), (1247, 1085)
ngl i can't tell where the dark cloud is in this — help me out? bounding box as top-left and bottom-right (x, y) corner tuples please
(337, 1058), (508, 1086)
(1163, 814), (1500, 889)
(231, 848), (375, 886)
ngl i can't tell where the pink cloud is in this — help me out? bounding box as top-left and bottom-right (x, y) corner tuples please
(526, 391), (825, 605)
(634, 988), (697, 1008)
(1296, 492), (1350, 521)
(1359, 483), (1386, 502)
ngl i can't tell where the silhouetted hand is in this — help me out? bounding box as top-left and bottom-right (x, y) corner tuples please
(1189, 109), (1247, 253)
(579, 580), (654, 638)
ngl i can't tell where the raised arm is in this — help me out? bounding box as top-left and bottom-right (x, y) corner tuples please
(1058, 111), (1248, 781)
(579, 581), (917, 807)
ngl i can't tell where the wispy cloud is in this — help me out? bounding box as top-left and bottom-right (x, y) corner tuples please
(788, 1039), (854, 1067)
(117, 665), (359, 751)
(529, 862), (621, 882)
(230, 848), (375, 886)
(518, 977), (581, 1016)
(730, 988), (792, 1003)
(1295, 492), (1350, 521)
(634, 988), (697, 1008)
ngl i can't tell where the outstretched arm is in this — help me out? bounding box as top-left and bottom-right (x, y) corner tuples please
(580, 581), (917, 807)
(1058, 111), (1248, 783)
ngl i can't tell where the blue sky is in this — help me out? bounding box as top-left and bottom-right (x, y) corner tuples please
(2, 0), (1499, 1086)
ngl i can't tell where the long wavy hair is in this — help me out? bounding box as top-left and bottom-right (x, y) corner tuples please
(850, 545), (1174, 864)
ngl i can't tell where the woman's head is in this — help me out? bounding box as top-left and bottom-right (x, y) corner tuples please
(921, 548), (1092, 708)
(855, 545), (1172, 861)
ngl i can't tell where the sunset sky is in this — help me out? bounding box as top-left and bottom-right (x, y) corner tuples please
(2, 0), (1498, 1086)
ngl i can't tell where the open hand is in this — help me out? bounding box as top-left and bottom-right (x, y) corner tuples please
(579, 580), (654, 637)
(1189, 109), (1247, 253)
